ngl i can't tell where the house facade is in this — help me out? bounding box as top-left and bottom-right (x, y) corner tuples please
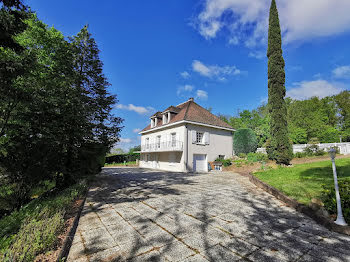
(139, 98), (235, 172)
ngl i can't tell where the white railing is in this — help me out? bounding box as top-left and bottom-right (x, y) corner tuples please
(256, 142), (350, 155)
(141, 140), (183, 152)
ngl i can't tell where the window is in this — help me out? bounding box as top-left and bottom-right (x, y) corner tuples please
(196, 132), (203, 144)
(156, 136), (161, 149)
(145, 138), (150, 149)
(146, 154), (151, 162)
(171, 133), (176, 147)
(218, 155), (225, 160)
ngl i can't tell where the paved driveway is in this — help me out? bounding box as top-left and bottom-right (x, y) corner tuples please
(67, 168), (350, 262)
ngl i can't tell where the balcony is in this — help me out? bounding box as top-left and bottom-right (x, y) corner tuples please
(141, 140), (183, 152)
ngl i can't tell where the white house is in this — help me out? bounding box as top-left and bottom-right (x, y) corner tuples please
(139, 98), (235, 172)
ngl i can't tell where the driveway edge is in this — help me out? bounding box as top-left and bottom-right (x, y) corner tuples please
(240, 172), (350, 236)
(56, 196), (87, 262)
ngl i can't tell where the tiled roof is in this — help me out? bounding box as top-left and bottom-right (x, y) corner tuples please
(141, 99), (234, 132)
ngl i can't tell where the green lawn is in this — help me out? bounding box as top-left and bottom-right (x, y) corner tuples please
(254, 157), (350, 204)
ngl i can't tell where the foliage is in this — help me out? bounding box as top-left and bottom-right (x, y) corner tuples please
(0, 181), (87, 259)
(254, 157), (350, 204)
(4, 211), (64, 261)
(303, 144), (327, 156)
(0, 7), (123, 212)
(233, 128), (258, 155)
(321, 181), (350, 222)
(238, 153), (246, 158)
(214, 158), (232, 167)
(128, 145), (141, 154)
(105, 153), (140, 164)
(246, 152), (268, 162)
(104, 161), (137, 167)
(267, 0), (292, 165)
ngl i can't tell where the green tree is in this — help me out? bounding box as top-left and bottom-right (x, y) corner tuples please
(233, 128), (258, 155)
(267, 0), (292, 164)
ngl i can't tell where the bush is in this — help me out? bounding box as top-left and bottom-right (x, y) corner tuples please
(247, 152), (268, 162)
(238, 153), (246, 159)
(105, 153), (140, 164)
(233, 128), (258, 155)
(320, 180), (350, 222)
(294, 152), (307, 158)
(303, 145), (327, 157)
(214, 158), (232, 167)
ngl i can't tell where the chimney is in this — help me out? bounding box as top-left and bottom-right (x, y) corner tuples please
(188, 97), (194, 102)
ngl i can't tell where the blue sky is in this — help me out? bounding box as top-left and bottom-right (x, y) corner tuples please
(27, 0), (350, 151)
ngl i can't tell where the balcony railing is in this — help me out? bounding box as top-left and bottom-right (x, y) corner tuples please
(141, 140), (183, 152)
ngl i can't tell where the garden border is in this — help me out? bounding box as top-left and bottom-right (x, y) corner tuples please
(56, 196), (86, 262)
(241, 172), (350, 236)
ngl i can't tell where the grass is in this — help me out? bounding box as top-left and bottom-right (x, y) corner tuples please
(0, 181), (87, 261)
(104, 161), (137, 167)
(254, 157), (350, 204)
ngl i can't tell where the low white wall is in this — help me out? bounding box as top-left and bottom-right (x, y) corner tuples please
(256, 142), (350, 155)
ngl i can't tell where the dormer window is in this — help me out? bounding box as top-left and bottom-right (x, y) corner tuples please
(150, 119), (154, 128)
(163, 114), (167, 124)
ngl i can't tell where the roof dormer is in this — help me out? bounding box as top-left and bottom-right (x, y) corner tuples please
(150, 111), (162, 128)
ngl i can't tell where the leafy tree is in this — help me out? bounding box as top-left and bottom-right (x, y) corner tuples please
(267, 0), (292, 164)
(129, 145), (141, 154)
(233, 128), (258, 155)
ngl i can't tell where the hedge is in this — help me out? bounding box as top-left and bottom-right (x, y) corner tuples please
(105, 153), (140, 164)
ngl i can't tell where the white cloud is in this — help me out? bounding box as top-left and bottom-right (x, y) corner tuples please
(180, 71), (190, 79)
(192, 60), (244, 80)
(228, 36), (239, 45)
(195, 0), (350, 46)
(119, 138), (132, 144)
(248, 51), (265, 60)
(332, 65), (350, 79)
(196, 90), (208, 100)
(177, 84), (195, 96)
(286, 80), (344, 100)
(133, 128), (141, 133)
(116, 104), (155, 115)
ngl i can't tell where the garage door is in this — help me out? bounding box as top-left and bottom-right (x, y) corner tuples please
(193, 154), (207, 172)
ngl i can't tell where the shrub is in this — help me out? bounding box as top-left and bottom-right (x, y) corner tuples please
(320, 180), (350, 222)
(303, 145), (327, 157)
(294, 152), (307, 158)
(247, 152), (268, 163)
(238, 153), (246, 159)
(222, 159), (232, 167)
(233, 128), (258, 155)
(214, 158), (231, 167)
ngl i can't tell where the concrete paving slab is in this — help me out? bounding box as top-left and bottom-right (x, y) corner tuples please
(67, 168), (350, 262)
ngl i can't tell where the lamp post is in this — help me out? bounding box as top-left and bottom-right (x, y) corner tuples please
(329, 148), (347, 226)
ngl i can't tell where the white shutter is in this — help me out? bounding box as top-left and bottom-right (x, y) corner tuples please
(204, 132), (210, 145)
(192, 130), (197, 144)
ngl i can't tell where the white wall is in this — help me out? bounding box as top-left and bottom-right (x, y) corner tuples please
(256, 142), (350, 155)
(139, 152), (183, 172)
(140, 124), (186, 171)
(140, 125), (185, 149)
(187, 124), (233, 172)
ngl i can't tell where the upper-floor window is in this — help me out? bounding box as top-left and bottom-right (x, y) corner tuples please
(156, 136), (161, 148)
(145, 138), (150, 149)
(196, 132), (203, 144)
(171, 133), (176, 147)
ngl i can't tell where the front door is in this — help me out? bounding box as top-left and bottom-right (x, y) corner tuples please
(193, 154), (207, 172)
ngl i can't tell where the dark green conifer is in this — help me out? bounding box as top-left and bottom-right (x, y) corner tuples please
(267, 0), (292, 165)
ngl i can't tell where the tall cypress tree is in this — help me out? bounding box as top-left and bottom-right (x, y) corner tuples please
(267, 0), (292, 165)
